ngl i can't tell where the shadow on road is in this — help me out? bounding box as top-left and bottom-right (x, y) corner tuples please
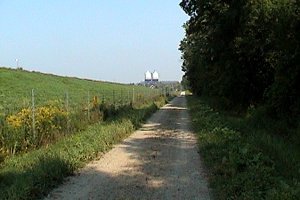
(46, 96), (210, 200)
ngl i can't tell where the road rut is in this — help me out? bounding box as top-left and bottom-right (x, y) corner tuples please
(46, 96), (211, 200)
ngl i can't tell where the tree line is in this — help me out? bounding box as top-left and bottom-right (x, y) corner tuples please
(179, 0), (299, 127)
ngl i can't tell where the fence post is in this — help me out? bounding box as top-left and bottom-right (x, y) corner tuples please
(113, 90), (115, 105)
(102, 91), (105, 103)
(127, 90), (130, 104)
(31, 89), (36, 140)
(65, 91), (70, 133)
(87, 91), (90, 121)
(132, 88), (135, 104)
(120, 89), (123, 105)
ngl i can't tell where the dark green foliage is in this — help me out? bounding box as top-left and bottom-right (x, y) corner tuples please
(187, 96), (300, 199)
(181, 75), (190, 90)
(179, 0), (300, 122)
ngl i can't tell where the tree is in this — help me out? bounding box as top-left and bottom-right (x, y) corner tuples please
(179, 0), (300, 121)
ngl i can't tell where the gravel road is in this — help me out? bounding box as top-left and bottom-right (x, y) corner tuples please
(45, 96), (211, 200)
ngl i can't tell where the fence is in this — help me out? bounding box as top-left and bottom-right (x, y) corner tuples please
(0, 87), (164, 112)
(0, 87), (168, 155)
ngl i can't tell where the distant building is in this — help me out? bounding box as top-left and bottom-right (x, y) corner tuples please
(145, 71), (152, 83)
(144, 70), (159, 86)
(152, 70), (159, 82)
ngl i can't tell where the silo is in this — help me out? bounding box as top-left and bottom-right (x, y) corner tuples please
(152, 70), (159, 82)
(145, 71), (152, 82)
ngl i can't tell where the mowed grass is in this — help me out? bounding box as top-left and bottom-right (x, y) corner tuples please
(187, 96), (300, 200)
(0, 67), (157, 112)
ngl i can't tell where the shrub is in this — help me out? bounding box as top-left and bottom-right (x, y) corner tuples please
(3, 105), (68, 153)
(0, 98), (163, 200)
(187, 96), (300, 199)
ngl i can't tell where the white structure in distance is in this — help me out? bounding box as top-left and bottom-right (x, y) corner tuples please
(144, 70), (159, 85)
(152, 70), (159, 81)
(145, 70), (152, 81)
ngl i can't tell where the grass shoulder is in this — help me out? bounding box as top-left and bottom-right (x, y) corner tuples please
(0, 97), (166, 200)
(187, 96), (299, 200)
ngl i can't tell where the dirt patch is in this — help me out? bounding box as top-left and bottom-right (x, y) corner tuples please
(45, 97), (211, 200)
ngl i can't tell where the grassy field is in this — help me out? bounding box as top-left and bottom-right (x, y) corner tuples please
(0, 67), (162, 157)
(0, 98), (165, 200)
(187, 96), (299, 200)
(0, 67), (168, 199)
(0, 67), (159, 113)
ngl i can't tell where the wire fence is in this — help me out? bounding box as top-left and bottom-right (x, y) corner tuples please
(0, 87), (170, 155)
(0, 87), (165, 114)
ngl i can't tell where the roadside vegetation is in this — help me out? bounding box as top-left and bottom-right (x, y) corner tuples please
(180, 1), (300, 199)
(0, 67), (170, 199)
(179, 0), (299, 128)
(0, 67), (162, 158)
(0, 96), (167, 200)
(187, 96), (299, 199)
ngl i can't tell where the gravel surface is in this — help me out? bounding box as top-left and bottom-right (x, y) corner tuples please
(45, 96), (211, 200)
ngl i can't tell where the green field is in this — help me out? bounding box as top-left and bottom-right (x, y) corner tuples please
(0, 96), (166, 200)
(0, 68), (169, 199)
(0, 67), (159, 114)
(0, 67), (162, 156)
(0, 67), (169, 199)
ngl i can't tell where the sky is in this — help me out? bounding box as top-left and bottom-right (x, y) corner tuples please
(0, 0), (188, 83)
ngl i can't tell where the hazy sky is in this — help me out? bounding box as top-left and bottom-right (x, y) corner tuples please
(0, 0), (188, 83)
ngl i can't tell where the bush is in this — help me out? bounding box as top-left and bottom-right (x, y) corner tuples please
(187, 96), (300, 199)
(0, 94), (166, 158)
(0, 96), (166, 199)
(3, 105), (68, 153)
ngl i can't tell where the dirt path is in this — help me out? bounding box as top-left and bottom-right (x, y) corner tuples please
(45, 97), (211, 200)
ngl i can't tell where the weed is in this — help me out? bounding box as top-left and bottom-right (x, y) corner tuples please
(187, 96), (300, 200)
(0, 96), (166, 200)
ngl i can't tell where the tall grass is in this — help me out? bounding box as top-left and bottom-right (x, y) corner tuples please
(0, 93), (164, 157)
(187, 96), (300, 200)
(0, 98), (164, 200)
(0, 67), (163, 158)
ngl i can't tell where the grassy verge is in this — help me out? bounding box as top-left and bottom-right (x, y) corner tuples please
(0, 99), (163, 200)
(0, 67), (158, 113)
(0, 67), (162, 157)
(187, 96), (299, 200)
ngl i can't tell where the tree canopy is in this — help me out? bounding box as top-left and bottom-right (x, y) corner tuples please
(180, 0), (300, 122)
